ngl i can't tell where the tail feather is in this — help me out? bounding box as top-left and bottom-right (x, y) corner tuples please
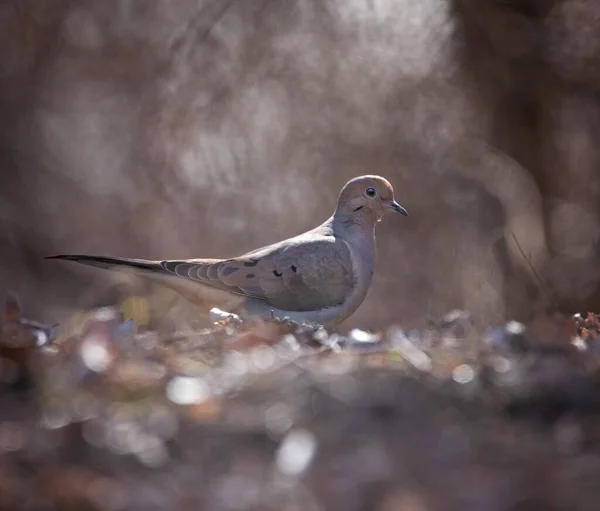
(44, 254), (161, 272)
(44, 254), (245, 312)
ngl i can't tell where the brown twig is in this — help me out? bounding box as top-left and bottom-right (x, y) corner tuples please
(511, 233), (558, 310)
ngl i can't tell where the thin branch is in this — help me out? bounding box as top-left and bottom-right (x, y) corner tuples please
(511, 232), (558, 310)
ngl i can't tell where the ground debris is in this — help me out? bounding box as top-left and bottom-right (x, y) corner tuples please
(1, 300), (600, 510)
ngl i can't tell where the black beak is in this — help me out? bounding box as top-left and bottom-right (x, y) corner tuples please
(389, 200), (408, 217)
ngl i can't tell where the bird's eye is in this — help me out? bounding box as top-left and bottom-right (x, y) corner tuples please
(365, 187), (377, 198)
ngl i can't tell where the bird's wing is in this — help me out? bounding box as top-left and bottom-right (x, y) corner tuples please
(46, 235), (356, 312)
(195, 234), (356, 311)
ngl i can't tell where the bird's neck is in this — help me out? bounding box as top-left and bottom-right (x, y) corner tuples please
(333, 209), (377, 232)
(331, 212), (376, 251)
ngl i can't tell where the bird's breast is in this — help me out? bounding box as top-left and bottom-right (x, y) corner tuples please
(341, 233), (376, 313)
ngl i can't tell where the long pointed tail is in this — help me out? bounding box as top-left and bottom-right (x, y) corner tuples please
(45, 254), (243, 311)
(44, 254), (162, 273)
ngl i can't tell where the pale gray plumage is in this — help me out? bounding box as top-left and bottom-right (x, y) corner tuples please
(46, 175), (408, 326)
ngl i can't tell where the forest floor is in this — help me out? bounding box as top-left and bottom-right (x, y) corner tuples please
(1, 292), (600, 511)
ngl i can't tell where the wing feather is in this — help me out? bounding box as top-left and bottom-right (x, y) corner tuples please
(157, 236), (355, 311)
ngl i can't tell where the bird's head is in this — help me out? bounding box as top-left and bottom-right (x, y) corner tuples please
(335, 175), (408, 224)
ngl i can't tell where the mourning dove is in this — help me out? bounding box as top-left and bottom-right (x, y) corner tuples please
(46, 175), (408, 326)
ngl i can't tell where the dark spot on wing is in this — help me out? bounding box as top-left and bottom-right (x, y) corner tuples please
(291, 265), (297, 273)
(273, 270), (282, 277)
(243, 260), (259, 267)
(221, 266), (238, 276)
(246, 273), (255, 278)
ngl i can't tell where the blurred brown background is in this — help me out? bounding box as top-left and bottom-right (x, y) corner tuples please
(1, 0), (599, 330)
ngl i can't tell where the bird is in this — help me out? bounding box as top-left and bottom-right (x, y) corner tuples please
(46, 175), (408, 326)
